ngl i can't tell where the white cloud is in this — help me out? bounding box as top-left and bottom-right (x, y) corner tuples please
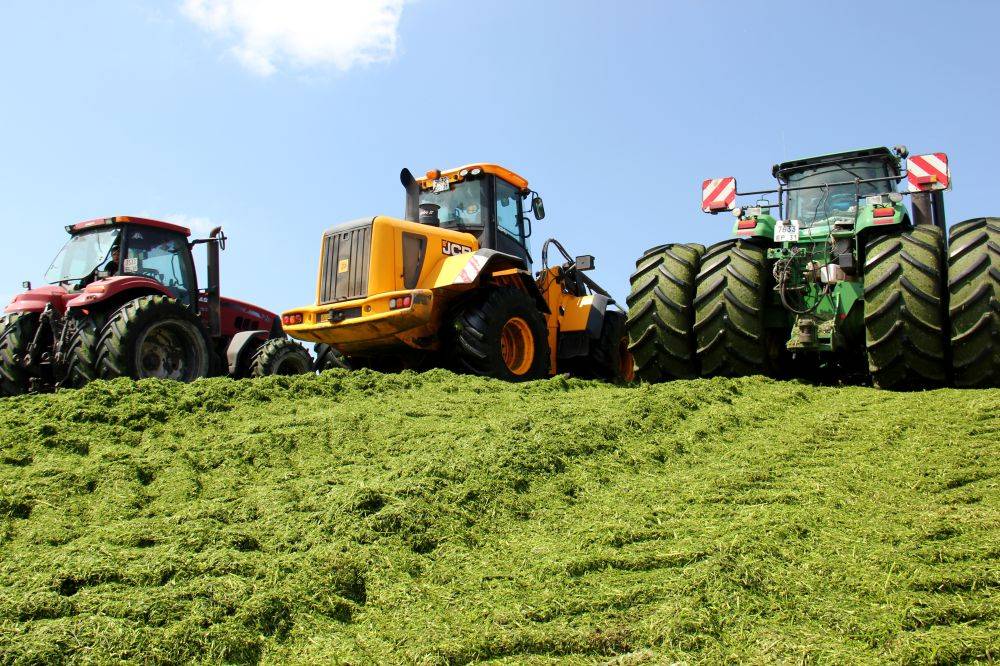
(181, 0), (409, 76)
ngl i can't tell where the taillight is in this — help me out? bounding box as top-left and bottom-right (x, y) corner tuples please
(873, 207), (895, 218)
(737, 219), (757, 230)
(389, 294), (413, 310)
(282, 313), (304, 325)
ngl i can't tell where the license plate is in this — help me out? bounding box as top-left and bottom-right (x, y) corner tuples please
(774, 219), (800, 243)
(432, 177), (450, 193)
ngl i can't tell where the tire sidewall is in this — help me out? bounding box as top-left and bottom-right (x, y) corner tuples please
(482, 293), (550, 381)
(131, 317), (209, 381)
(100, 297), (210, 381)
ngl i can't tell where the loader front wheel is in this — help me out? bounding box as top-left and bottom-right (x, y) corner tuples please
(249, 338), (314, 377)
(576, 310), (634, 382)
(947, 217), (1000, 387)
(625, 243), (704, 381)
(453, 288), (550, 381)
(863, 226), (948, 389)
(314, 343), (349, 372)
(0, 312), (37, 396)
(693, 240), (770, 377)
(97, 295), (210, 382)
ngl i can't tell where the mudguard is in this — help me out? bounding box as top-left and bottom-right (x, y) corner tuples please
(65, 276), (174, 309)
(226, 330), (270, 376)
(434, 249), (549, 313)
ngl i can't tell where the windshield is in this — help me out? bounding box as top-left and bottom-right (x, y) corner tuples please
(418, 179), (485, 232)
(785, 159), (897, 227)
(43, 227), (121, 284)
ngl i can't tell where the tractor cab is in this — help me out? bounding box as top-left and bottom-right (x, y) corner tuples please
(774, 147), (902, 228)
(44, 217), (197, 306)
(402, 164), (545, 269)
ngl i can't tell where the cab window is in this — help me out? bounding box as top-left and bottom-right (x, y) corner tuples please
(495, 179), (524, 245)
(123, 227), (197, 306)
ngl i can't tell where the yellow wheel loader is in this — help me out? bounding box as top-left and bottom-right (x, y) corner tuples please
(281, 164), (633, 382)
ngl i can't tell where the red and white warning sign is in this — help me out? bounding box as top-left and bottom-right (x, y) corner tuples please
(701, 177), (737, 213)
(906, 153), (950, 192)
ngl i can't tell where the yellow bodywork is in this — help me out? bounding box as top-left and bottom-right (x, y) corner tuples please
(282, 215), (494, 353)
(283, 186), (600, 373)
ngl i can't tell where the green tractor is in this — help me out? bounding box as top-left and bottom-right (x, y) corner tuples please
(626, 146), (999, 389)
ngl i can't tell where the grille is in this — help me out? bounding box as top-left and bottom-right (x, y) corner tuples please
(319, 220), (372, 304)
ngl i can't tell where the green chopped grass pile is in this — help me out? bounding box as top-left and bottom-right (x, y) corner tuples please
(0, 371), (998, 664)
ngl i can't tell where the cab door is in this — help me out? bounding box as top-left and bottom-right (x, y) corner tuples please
(493, 177), (532, 268)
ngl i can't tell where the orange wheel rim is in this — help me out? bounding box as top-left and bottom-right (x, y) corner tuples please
(619, 336), (636, 382)
(500, 317), (535, 376)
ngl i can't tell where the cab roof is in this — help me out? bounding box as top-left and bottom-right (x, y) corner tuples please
(71, 215), (191, 237)
(773, 146), (899, 178)
(416, 163), (529, 192)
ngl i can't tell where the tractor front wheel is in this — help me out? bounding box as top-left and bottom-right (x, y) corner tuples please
(249, 338), (314, 377)
(0, 312), (37, 396)
(693, 240), (770, 377)
(863, 226), (948, 389)
(947, 217), (999, 387)
(61, 314), (103, 389)
(453, 288), (550, 381)
(97, 295), (210, 382)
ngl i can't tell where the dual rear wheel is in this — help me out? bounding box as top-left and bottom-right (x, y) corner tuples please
(625, 223), (998, 389)
(626, 240), (774, 381)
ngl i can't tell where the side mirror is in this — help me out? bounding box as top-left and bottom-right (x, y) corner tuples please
(531, 195), (545, 220)
(701, 177), (737, 213)
(575, 254), (595, 271)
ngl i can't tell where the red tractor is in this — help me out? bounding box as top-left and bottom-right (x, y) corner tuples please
(1, 215), (312, 395)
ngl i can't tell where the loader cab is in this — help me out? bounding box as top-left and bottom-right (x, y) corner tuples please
(775, 147), (902, 228)
(409, 164), (540, 268)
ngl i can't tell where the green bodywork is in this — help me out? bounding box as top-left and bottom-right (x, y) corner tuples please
(730, 147), (910, 357)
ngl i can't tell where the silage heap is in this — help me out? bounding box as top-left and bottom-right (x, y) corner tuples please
(0, 371), (997, 664)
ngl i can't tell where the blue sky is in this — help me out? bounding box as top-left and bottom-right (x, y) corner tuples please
(1, 0), (998, 312)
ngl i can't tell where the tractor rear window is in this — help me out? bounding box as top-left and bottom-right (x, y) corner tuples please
(786, 160), (896, 227)
(44, 227), (121, 285)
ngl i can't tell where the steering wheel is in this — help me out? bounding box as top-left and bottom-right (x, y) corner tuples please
(139, 267), (166, 284)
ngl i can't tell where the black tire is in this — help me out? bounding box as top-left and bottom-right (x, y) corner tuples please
(625, 243), (704, 381)
(97, 295), (210, 382)
(693, 240), (770, 377)
(0, 312), (38, 396)
(947, 217), (1000, 387)
(249, 338), (314, 377)
(61, 313), (103, 389)
(314, 342), (349, 372)
(863, 226), (948, 390)
(452, 288), (550, 381)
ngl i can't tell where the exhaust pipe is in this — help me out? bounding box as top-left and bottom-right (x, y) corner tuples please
(400, 168), (420, 222)
(207, 227), (224, 338)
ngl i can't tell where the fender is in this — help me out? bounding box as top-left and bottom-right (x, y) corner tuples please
(226, 330), (270, 376)
(585, 293), (609, 338)
(65, 276), (174, 310)
(436, 249), (550, 313)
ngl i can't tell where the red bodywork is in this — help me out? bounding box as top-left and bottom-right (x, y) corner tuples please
(5, 281), (277, 341)
(5, 216), (279, 342)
